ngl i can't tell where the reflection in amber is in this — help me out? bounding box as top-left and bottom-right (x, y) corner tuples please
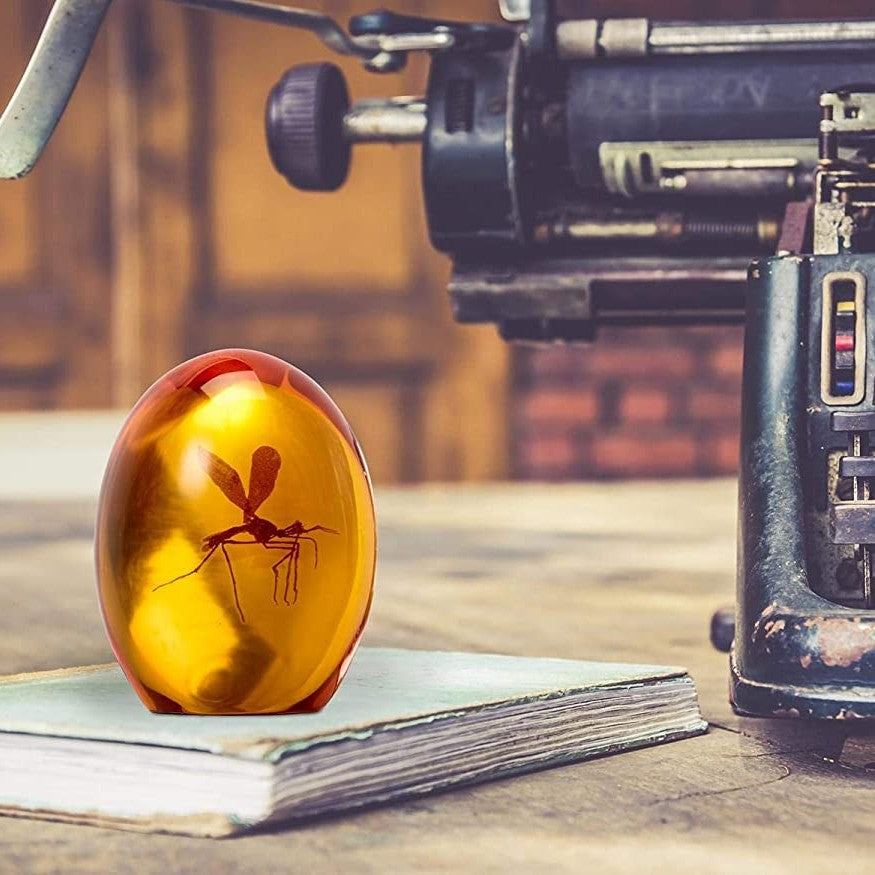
(96, 350), (376, 715)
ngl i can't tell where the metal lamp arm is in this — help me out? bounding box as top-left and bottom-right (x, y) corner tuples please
(0, 0), (380, 180)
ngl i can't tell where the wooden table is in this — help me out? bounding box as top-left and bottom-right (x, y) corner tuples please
(1, 477), (873, 872)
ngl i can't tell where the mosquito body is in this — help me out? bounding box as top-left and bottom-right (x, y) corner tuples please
(153, 445), (337, 623)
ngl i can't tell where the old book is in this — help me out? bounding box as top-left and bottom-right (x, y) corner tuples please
(0, 648), (706, 837)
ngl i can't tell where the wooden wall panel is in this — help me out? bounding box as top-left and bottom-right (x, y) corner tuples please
(0, 3), (35, 287)
(0, 1), (112, 405)
(208, 9), (429, 294)
(107, 0), (198, 402)
(0, 1), (49, 383)
(46, 8), (114, 409)
(323, 383), (406, 484)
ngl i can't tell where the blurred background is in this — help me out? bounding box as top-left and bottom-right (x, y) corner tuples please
(0, 0), (869, 485)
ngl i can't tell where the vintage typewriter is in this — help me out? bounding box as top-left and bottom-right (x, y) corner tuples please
(2, 0), (874, 719)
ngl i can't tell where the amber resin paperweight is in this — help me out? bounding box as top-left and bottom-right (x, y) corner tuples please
(96, 349), (376, 715)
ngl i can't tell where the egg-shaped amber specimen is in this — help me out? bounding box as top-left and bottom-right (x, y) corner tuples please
(96, 349), (376, 714)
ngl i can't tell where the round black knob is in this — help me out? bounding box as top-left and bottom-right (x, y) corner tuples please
(265, 63), (351, 192)
(710, 606), (736, 654)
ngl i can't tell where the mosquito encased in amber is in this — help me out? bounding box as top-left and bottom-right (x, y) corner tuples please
(96, 349), (376, 715)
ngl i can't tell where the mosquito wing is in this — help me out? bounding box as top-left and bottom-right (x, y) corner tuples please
(247, 445), (282, 512)
(199, 448), (250, 513)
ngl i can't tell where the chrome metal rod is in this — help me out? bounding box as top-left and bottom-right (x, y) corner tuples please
(499, 1), (530, 23)
(650, 19), (875, 54)
(343, 99), (427, 143)
(557, 17), (875, 60)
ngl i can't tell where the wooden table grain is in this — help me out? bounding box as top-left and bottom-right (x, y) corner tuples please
(0, 479), (873, 873)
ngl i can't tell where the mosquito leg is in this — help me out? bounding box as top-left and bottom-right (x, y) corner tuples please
(221, 543), (245, 624)
(270, 536), (320, 568)
(283, 540), (302, 606)
(284, 546), (294, 606)
(293, 542), (302, 604)
(297, 536), (319, 568)
(302, 525), (340, 536)
(270, 550), (294, 605)
(152, 541), (221, 592)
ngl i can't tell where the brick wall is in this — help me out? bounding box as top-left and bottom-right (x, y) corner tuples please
(513, 325), (744, 479)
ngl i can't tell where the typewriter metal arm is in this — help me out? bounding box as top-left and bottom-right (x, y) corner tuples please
(0, 0), (374, 179)
(0, 0), (510, 178)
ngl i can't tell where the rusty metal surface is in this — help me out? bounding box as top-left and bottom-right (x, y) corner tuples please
(735, 254), (875, 719)
(777, 200), (813, 254)
(450, 256), (748, 340)
(733, 602), (875, 719)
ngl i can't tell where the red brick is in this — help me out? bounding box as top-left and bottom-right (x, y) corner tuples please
(585, 345), (697, 379)
(514, 325), (746, 479)
(687, 388), (741, 423)
(618, 387), (671, 425)
(520, 433), (578, 474)
(711, 432), (741, 474)
(709, 342), (744, 380)
(524, 347), (585, 379)
(604, 325), (706, 348)
(519, 388), (599, 425)
(592, 432), (697, 477)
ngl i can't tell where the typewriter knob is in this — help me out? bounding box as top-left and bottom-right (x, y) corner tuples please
(266, 63), (351, 192)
